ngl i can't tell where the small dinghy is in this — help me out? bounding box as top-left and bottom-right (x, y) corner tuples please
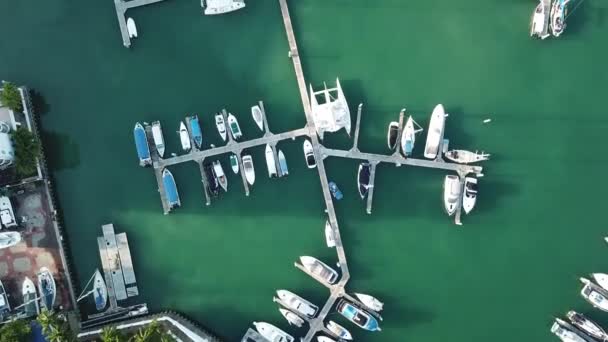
(242, 155), (255, 185)
(265, 144), (277, 178)
(354, 293), (384, 312)
(278, 150), (289, 176)
(134, 122), (151, 166)
(325, 221), (335, 248)
(401, 115), (422, 157)
(163, 168), (181, 209)
(151, 121), (165, 158)
(567, 310), (608, 340)
(251, 105), (264, 131)
(358, 162), (371, 199)
(212, 160), (228, 192)
(551, 318), (588, 342)
(387, 121), (399, 150)
(37, 267), (56, 311)
(126, 18), (138, 38)
(22, 277), (39, 317)
(444, 150), (490, 164)
(215, 113), (227, 142)
(443, 175), (461, 216)
(592, 273), (608, 292)
(0, 231), (21, 249)
(230, 154), (239, 174)
(462, 177), (478, 215)
(326, 320), (353, 340)
(189, 115), (203, 149)
(274, 289), (319, 318)
(179, 121), (191, 152)
(299, 256), (339, 284)
(253, 322), (294, 342)
(580, 277), (608, 312)
(0, 280), (9, 318)
(227, 113), (242, 140)
(329, 181), (343, 200)
(303, 139), (316, 168)
(317, 337), (337, 342)
(279, 308), (304, 328)
(337, 299), (381, 332)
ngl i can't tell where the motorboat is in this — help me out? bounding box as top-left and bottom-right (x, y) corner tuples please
(299, 256), (339, 284)
(203, 0), (246, 15)
(387, 121), (399, 150)
(253, 322), (294, 342)
(0, 231), (21, 249)
(551, 0), (570, 37)
(580, 277), (608, 312)
(230, 154), (239, 174)
(443, 175), (461, 216)
(317, 337), (336, 342)
(551, 318), (588, 342)
(567, 310), (608, 340)
(163, 168), (181, 209)
(444, 150), (490, 164)
(179, 121), (191, 152)
(354, 293), (384, 312)
(309, 78), (351, 139)
(204, 163), (220, 197)
(189, 115), (203, 149)
(126, 18), (138, 38)
(275, 289), (318, 318)
(251, 105), (264, 131)
(242, 155), (255, 185)
(424, 104), (446, 159)
(278, 150), (288, 176)
(215, 113), (227, 142)
(93, 269), (108, 311)
(265, 144), (277, 178)
(278, 308), (304, 328)
(22, 277), (39, 317)
(0, 280), (9, 318)
(37, 267), (56, 311)
(592, 273), (608, 291)
(325, 221), (335, 248)
(326, 321), (353, 340)
(303, 140), (316, 168)
(212, 160), (228, 192)
(151, 121), (165, 158)
(227, 113), (242, 140)
(134, 122), (151, 167)
(358, 162), (371, 199)
(401, 115), (422, 157)
(337, 299), (381, 332)
(530, 1), (549, 39)
(329, 181), (343, 200)
(462, 177), (478, 215)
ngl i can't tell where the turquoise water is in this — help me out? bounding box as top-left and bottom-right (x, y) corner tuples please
(0, 0), (607, 341)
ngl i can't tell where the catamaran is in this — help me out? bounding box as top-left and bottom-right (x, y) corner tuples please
(443, 175), (461, 216)
(386, 121), (399, 150)
(530, 1), (549, 39)
(265, 144), (277, 178)
(134, 122), (151, 167)
(179, 121), (191, 152)
(424, 104), (446, 159)
(444, 150), (490, 164)
(278, 308), (304, 328)
(580, 277), (608, 312)
(551, 318), (588, 342)
(251, 105), (264, 131)
(227, 113), (242, 140)
(566, 310), (608, 341)
(326, 321), (353, 340)
(229, 154), (239, 174)
(151, 121), (165, 158)
(337, 299), (381, 332)
(203, 0), (246, 15)
(212, 161), (228, 192)
(354, 293), (384, 312)
(462, 177), (478, 215)
(309, 78), (351, 139)
(242, 155), (255, 185)
(215, 113), (227, 142)
(303, 140), (316, 168)
(401, 114), (423, 157)
(126, 18), (138, 38)
(358, 162), (371, 199)
(299, 256), (339, 284)
(550, 0), (570, 37)
(325, 220), (335, 248)
(189, 115), (203, 149)
(22, 277), (39, 317)
(0, 231), (21, 249)
(163, 168), (181, 209)
(278, 150), (288, 176)
(274, 290), (318, 318)
(37, 267), (56, 311)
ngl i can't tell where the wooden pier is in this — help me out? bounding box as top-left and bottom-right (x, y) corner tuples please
(113, 0), (167, 48)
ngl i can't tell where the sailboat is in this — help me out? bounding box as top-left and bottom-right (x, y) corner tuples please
(278, 150), (289, 176)
(251, 105), (264, 131)
(163, 168), (181, 209)
(265, 145), (277, 178)
(325, 221), (335, 248)
(278, 308), (304, 328)
(309, 78), (351, 139)
(401, 115), (423, 157)
(134, 122), (151, 166)
(215, 113), (227, 142)
(0, 231), (21, 249)
(424, 104), (446, 159)
(386, 121), (399, 150)
(444, 150), (490, 164)
(566, 310), (608, 341)
(242, 155), (255, 185)
(551, 318), (588, 342)
(580, 277), (608, 312)
(22, 277), (39, 317)
(212, 161), (228, 192)
(77, 269), (108, 312)
(227, 113), (242, 140)
(230, 154), (239, 174)
(151, 121), (165, 158)
(189, 115), (203, 149)
(179, 121), (191, 152)
(37, 267), (56, 311)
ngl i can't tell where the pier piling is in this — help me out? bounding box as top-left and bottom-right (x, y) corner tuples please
(366, 162), (378, 214)
(394, 109), (405, 157)
(352, 103), (363, 151)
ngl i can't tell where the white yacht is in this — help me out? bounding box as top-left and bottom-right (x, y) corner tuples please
(203, 0), (246, 15)
(326, 321), (353, 340)
(443, 175), (461, 216)
(274, 289), (318, 318)
(299, 256), (339, 284)
(530, 1), (549, 39)
(215, 113), (227, 141)
(401, 114), (422, 157)
(551, 318), (588, 342)
(212, 161), (228, 192)
(251, 105), (264, 131)
(278, 308), (304, 328)
(386, 121), (399, 150)
(354, 293), (384, 312)
(444, 150), (490, 164)
(424, 104), (446, 159)
(265, 144), (277, 178)
(242, 155), (255, 185)
(580, 277), (608, 312)
(566, 310), (608, 341)
(151, 121), (165, 157)
(179, 121), (191, 152)
(303, 140), (316, 168)
(126, 18), (138, 38)
(462, 177), (478, 215)
(592, 273), (608, 291)
(253, 322), (294, 342)
(22, 277), (39, 317)
(309, 78), (351, 139)
(325, 221), (335, 248)
(227, 113), (242, 140)
(0, 231), (21, 249)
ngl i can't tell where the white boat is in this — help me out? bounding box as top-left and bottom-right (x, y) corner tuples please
(230, 154), (239, 174)
(212, 160), (228, 192)
(424, 104), (446, 159)
(151, 121), (165, 158)
(278, 308), (304, 328)
(358, 162), (371, 199)
(0, 280), (9, 317)
(251, 105), (264, 131)
(462, 177), (478, 215)
(354, 293), (384, 312)
(317, 337), (336, 342)
(179, 121), (191, 152)
(299, 256), (339, 284)
(387, 121), (399, 150)
(126, 18), (138, 38)
(275, 289), (318, 318)
(203, 0), (246, 15)
(444, 150), (490, 164)
(580, 277), (608, 312)
(265, 144), (277, 178)
(325, 221), (335, 248)
(242, 155), (255, 185)
(530, 1), (549, 39)
(278, 150), (288, 176)
(215, 113), (227, 142)
(326, 321), (353, 340)
(401, 114), (422, 157)
(253, 322), (294, 342)
(567, 310), (608, 341)
(93, 269), (107, 311)
(309, 78), (351, 139)
(37, 267), (56, 311)
(227, 113), (242, 140)
(443, 175), (461, 216)
(0, 231), (21, 249)
(22, 277), (39, 317)
(592, 273), (608, 291)
(551, 0), (570, 37)
(552, 318), (588, 342)
(303, 139), (316, 168)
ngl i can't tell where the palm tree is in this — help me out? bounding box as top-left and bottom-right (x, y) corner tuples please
(0, 319), (32, 342)
(0, 82), (22, 112)
(36, 310), (75, 342)
(101, 326), (126, 342)
(129, 320), (172, 342)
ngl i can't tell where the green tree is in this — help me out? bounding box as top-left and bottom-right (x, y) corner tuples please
(101, 326), (126, 342)
(0, 318), (32, 342)
(129, 321), (172, 342)
(0, 82), (22, 112)
(36, 311), (74, 342)
(10, 126), (41, 177)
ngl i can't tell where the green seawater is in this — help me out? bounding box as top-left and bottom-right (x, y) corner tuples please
(1, 0), (608, 341)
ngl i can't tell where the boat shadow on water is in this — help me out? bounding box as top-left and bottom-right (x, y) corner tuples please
(563, 0), (590, 36)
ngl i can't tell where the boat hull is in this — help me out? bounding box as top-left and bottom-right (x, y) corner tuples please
(134, 123), (151, 167)
(300, 256), (339, 284)
(265, 145), (277, 178)
(358, 163), (371, 199)
(22, 277), (39, 317)
(230, 154), (239, 174)
(303, 140), (316, 168)
(387, 122), (398, 150)
(278, 150), (289, 176)
(401, 116), (416, 157)
(242, 155), (255, 185)
(462, 177), (477, 215)
(325, 221), (335, 248)
(253, 322), (294, 342)
(337, 300), (381, 331)
(424, 104), (446, 159)
(163, 168), (181, 208)
(179, 122), (191, 151)
(189, 115), (203, 149)
(326, 321), (353, 340)
(0, 231), (21, 249)
(215, 114), (227, 141)
(354, 293), (384, 312)
(151, 121), (165, 158)
(212, 161), (228, 192)
(443, 175), (461, 216)
(37, 267), (56, 311)
(276, 289), (319, 318)
(227, 114), (242, 140)
(251, 105), (264, 131)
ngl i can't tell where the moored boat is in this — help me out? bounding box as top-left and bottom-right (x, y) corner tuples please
(309, 78), (351, 139)
(189, 115), (203, 149)
(227, 113), (242, 140)
(387, 121), (399, 150)
(134, 122), (152, 167)
(325, 221), (335, 248)
(151, 121), (165, 158)
(550, 0), (570, 37)
(37, 267), (56, 311)
(317, 337), (336, 342)
(179, 121), (191, 152)
(126, 18), (138, 38)
(242, 155), (255, 185)
(580, 277), (608, 312)
(22, 277), (39, 317)
(251, 105), (264, 131)
(444, 150), (490, 164)
(278, 150), (289, 176)
(530, 1), (549, 39)
(0, 231), (22, 249)
(358, 162), (371, 199)
(303, 140), (316, 169)
(443, 175), (461, 216)
(337, 299), (381, 331)
(275, 289), (318, 318)
(253, 322), (294, 342)
(215, 113), (227, 142)
(230, 154), (239, 174)
(354, 293), (384, 312)
(592, 273), (608, 292)
(401, 115), (421, 157)
(93, 269), (107, 311)
(212, 160), (228, 192)
(0, 280), (9, 320)
(566, 310), (608, 340)
(162, 168), (181, 208)
(265, 144), (277, 178)
(328, 181), (343, 200)
(299, 256), (339, 284)
(424, 104), (446, 159)
(462, 177), (478, 215)
(278, 308), (304, 328)
(551, 318), (588, 342)
(326, 320), (353, 340)
(204, 163), (220, 197)
(203, 0), (246, 15)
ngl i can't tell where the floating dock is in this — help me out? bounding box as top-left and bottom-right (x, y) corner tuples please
(113, 0), (167, 48)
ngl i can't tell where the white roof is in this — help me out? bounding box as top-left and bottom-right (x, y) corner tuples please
(0, 132), (14, 162)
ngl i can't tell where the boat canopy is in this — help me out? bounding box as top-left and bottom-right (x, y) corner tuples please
(163, 170), (179, 205)
(134, 125), (150, 160)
